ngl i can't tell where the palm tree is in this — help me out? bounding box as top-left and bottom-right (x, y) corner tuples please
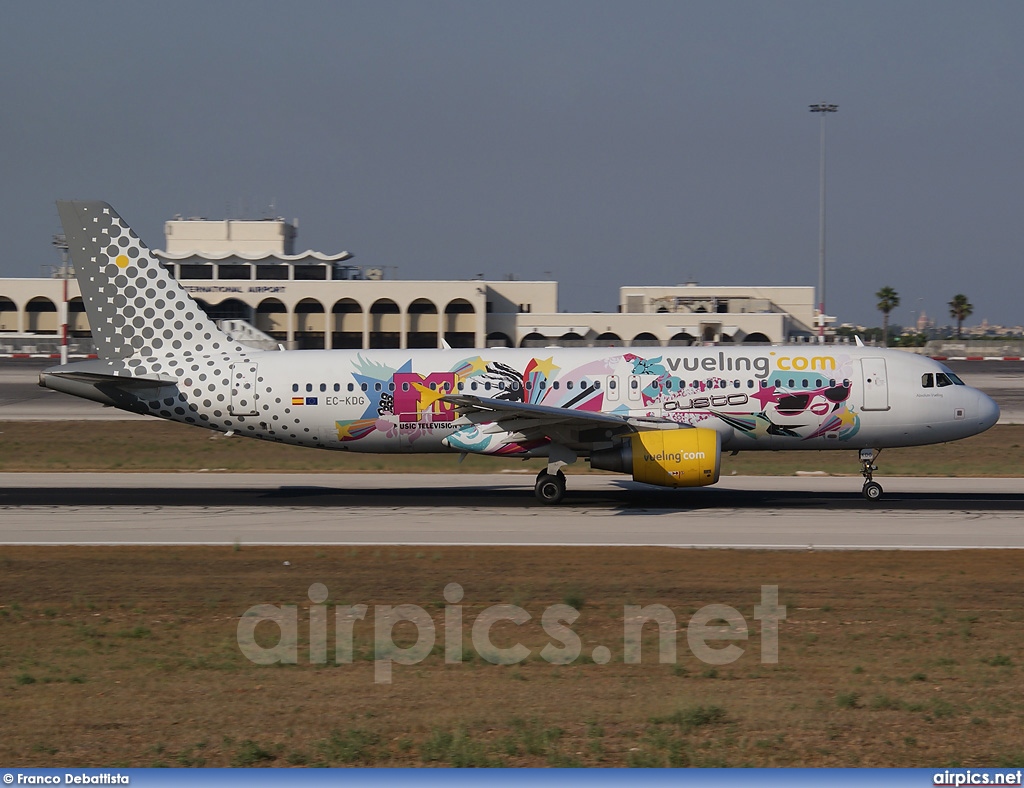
(875, 286), (900, 347)
(948, 294), (973, 339)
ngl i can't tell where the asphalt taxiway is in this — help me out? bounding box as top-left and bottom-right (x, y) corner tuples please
(1, 473), (1022, 549)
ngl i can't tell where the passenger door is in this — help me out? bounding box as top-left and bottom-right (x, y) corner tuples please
(860, 358), (889, 411)
(229, 362), (259, 416)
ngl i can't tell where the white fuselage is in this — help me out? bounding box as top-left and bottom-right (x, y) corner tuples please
(67, 344), (991, 458)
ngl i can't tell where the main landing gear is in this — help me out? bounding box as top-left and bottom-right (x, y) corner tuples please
(534, 444), (576, 505)
(535, 469), (566, 505)
(859, 448), (883, 501)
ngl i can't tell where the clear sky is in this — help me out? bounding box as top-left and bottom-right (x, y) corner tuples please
(2, 1), (1021, 328)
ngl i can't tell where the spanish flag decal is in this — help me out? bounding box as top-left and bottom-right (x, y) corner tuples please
(291, 397), (304, 406)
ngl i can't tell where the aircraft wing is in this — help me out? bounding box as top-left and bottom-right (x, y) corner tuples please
(444, 394), (685, 440)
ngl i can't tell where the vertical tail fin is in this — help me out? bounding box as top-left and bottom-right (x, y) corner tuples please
(56, 201), (242, 360)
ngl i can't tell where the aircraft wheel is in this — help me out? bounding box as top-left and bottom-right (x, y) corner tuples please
(862, 481), (883, 502)
(536, 468), (565, 484)
(535, 473), (566, 505)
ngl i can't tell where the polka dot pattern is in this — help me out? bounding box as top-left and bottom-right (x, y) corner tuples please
(54, 201), (326, 443)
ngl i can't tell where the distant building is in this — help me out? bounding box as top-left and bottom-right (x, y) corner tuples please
(1, 216), (820, 354)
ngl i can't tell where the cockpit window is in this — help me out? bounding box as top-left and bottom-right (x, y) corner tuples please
(948, 373), (965, 385)
(921, 373), (934, 388)
(935, 372), (954, 388)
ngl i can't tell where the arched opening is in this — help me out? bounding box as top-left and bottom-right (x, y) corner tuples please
(294, 298), (326, 349)
(742, 332), (771, 344)
(68, 297), (91, 338)
(331, 298), (363, 349)
(559, 331), (586, 347)
(519, 332), (548, 348)
(631, 332), (660, 347)
(595, 332), (622, 346)
(0, 296), (19, 332)
(255, 298), (287, 342)
(202, 298), (252, 323)
(702, 325), (717, 343)
(407, 298), (439, 348)
(444, 299), (476, 348)
(26, 297), (58, 334)
(718, 333), (734, 343)
(668, 331), (695, 346)
(369, 298), (401, 349)
(486, 332), (512, 348)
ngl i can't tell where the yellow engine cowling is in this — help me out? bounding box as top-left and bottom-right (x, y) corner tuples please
(590, 428), (721, 488)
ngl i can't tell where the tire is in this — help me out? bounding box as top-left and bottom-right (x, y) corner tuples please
(862, 481), (883, 502)
(535, 473), (566, 505)
(536, 468), (566, 484)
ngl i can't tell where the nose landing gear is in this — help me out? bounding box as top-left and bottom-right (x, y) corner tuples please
(859, 448), (883, 501)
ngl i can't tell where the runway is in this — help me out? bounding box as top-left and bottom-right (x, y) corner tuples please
(2, 472), (1022, 549)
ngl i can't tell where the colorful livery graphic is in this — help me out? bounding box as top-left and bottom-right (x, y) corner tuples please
(42, 202), (999, 504)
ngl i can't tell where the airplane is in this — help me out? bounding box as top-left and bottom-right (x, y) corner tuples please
(40, 201), (1000, 504)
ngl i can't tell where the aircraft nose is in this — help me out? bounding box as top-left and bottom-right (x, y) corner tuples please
(976, 391), (1000, 431)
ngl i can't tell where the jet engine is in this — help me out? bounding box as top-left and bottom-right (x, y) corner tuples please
(590, 428), (721, 488)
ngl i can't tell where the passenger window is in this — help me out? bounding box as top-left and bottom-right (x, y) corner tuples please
(567, 381), (574, 390)
(935, 373), (953, 387)
(594, 381), (601, 390)
(334, 384), (340, 392)
(609, 379), (616, 390)
(471, 382), (478, 391)
(457, 382), (464, 391)
(630, 379), (639, 389)
(485, 382), (492, 391)
(292, 384), (299, 393)
(921, 374), (934, 388)
(360, 383), (367, 392)
(802, 379), (809, 388)
(402, 382), (410, 392)
(374, 383), (382, 392)
(389, 382), (395, 391)
(553, 382), (560, 390)
(320, 384), (327, 392)
(306, 383), (313, 393)
(347, 383), (354, 392)
(788, 379), (795, 388)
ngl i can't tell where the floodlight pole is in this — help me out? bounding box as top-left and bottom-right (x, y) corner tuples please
(52, 234), (70, 365)
(809, 102), (837, 343)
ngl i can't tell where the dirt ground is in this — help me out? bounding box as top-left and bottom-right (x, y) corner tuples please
(1, 546), (1022, 767)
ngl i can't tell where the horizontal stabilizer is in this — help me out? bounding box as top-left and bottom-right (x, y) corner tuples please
(41, 370), (177, 389)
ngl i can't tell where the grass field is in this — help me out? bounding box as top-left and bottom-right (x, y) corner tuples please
(2, 546), (1023, 767)
(1, 420), (1023, 476)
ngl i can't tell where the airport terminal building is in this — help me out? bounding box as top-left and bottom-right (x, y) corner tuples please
(0, 216), (818, 354)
